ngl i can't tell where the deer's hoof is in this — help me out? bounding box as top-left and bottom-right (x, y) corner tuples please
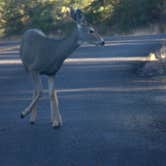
(52, 125), (61, 129)
(30, 121), (35, 125)
(20, 113), (25, 119)
(52, 122), (62, 129)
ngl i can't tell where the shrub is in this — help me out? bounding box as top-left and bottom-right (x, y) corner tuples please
(0, 0), (54, 35)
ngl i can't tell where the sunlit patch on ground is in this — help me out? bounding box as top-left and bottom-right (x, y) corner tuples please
(57, 86), (166, 93)
(0, 37), (166, 166)
(154, 95), (166, 103)
(0, 45), (19, 51)
(147, 53), (158, 61)
(0, 57), (149, 65)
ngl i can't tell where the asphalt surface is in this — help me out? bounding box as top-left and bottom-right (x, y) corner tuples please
(0, 34), (166, 166)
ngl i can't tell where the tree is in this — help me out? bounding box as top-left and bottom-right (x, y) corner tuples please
(0, 0), (55, 35)
(0, 0), (93, 36)
(110, 0), (165, 32)
(0, 0), (165, 36)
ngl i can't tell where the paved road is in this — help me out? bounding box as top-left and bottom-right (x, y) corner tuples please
(0, 34), (166, 166)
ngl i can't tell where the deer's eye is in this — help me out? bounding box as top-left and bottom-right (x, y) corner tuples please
(89, 28), (94, 34)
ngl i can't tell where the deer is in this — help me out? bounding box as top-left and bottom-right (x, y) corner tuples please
(19, 8), (105, 128)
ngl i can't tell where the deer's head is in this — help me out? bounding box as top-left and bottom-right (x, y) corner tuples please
(70, 8), (105, 46)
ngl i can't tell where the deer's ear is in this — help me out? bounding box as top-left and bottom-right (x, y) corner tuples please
(75, 9), (86, 23)
(75, 9), (83, 21)
(70, 8), (76, 21)
(70, 8), (86, 24)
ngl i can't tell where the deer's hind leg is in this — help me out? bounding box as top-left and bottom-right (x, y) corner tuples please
(29, 90), (38, 124)
(48, 76), (62, 128)
(21, 72), (42, 124)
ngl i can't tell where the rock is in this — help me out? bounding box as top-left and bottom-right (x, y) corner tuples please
(139, 61), (165, 76)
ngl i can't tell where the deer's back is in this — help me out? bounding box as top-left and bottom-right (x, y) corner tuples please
(20, 29), (61, 75)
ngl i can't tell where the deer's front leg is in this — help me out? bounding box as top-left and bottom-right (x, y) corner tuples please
(29, 90), (38, 124)
(48, 76), (62, 128)
(21, 72), (42, 122)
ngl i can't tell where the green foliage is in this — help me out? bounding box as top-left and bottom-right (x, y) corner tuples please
(86, 0), (165, 33)
(0, 0), (93, 36)
(25, 1), (54, 32)
(0, 0), (55, 35)
(0, 0), (24, 35)
(86, 0), (115, 23)
(0, 0), (165, 36)
(110, 0), (165, 32)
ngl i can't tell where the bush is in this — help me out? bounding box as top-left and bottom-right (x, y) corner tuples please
(108, 0), (165, 32)
(0, 0), (165, 36)
(0, 0), (94, 36)
(0, 0), (55, 35)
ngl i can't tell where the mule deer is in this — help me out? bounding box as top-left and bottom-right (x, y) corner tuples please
(20, 8), (104, 128)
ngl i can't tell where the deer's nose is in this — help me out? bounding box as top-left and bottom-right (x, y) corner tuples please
(98, 39), (105, 46)
(101, 40), (105, 46)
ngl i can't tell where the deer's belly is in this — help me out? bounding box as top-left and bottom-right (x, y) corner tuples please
(38, 60), (64, 76)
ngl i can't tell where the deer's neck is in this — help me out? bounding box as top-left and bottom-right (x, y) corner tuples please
(59, 28), (80, 61)
(44, 28), (80, 75)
